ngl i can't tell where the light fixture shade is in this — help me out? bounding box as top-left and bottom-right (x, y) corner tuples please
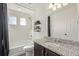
(49, 3), (68, 11)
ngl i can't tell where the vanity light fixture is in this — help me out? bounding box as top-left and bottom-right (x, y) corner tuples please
(49, 3), (68, 11)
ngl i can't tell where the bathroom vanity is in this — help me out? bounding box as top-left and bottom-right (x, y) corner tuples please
(34, 42), (60, 56)
(34, 38), (79, 56)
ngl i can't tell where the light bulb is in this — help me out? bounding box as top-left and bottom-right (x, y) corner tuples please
(57, 4), (61, 8)
(63, 3), (68, 6)
(54, 3), (58, 6)
(52, 6), (56, 11)
(49, 3), (53, 9)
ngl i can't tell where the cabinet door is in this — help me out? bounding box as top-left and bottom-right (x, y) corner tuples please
(34, 42), (44, 56)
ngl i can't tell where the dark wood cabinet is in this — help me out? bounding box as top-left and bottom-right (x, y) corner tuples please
(34, 42), (60, 56)
(45, 49), (60, 56)
(34, 42), (45, 56)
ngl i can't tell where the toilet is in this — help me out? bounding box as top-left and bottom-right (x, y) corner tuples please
(23, 45), (34, 56)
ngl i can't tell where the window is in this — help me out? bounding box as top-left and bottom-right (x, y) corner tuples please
(8, 16), (17, 25)
(20, 18), (26, 26)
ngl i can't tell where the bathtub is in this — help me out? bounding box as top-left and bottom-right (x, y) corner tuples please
(9, 41), (34, 56)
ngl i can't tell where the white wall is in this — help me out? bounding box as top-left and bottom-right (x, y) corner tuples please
(77, 4), (79, 42)
(8, 3), (79, 46)
(31, 3), (79, 42)
(7, 4), (33, 49)
(31, 3), (49, 40)
(7, 3), (49, 49)
(33, 3), (79, 42)
(50, 4), (78, 42)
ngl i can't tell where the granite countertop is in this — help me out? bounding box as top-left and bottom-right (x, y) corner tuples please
(34, 38), (79, 56)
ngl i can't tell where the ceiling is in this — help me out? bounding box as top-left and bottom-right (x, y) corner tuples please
(16, 3), (49, 10)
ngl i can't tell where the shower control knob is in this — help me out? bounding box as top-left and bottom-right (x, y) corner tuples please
(64, 33), (67, 36)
